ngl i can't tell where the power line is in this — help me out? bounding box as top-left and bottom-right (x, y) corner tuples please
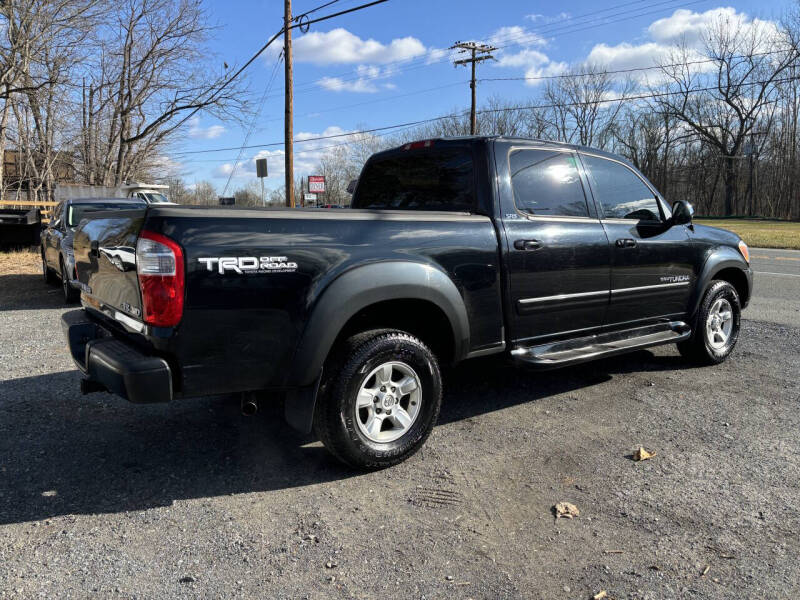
(286, 0), (694, 93)
(182, 121), (422, 165)
(167, 0), (391, 142)
(301, 0), (342, 16)
(261, 80), (468, 123)
(265, 0), (710, 99)
(241, 47), (790, 143)
(168, 0), (708, 154)
(222, 54), (283, 195)
(172, 74), (800, 157)
(481, 49), (793, 83)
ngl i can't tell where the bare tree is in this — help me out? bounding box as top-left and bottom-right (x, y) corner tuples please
(655, 15), (798, 215)
(186, 179), (216, 205)
(80, 0), (249, 186)
(543, 66), (631, 147)
(0, 0), (102, 200)
(233, 180), (264, 207)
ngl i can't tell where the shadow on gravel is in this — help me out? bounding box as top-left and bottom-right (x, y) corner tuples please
(439, 349), (691, 425)
(0, 274), (64, 310)
(0, 349), (689, 525)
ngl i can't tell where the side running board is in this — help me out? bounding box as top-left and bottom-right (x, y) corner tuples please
(511, 321), (691, 369)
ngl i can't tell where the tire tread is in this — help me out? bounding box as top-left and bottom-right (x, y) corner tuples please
(313, 329), (441, 469)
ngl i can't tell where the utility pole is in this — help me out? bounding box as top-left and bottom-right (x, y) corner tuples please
(284, 0), (295, 208)
(450, 41), (496, 135)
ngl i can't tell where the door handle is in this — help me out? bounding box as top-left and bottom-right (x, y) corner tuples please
(513, 239), (542, 251)
(615, 238), (637, 248)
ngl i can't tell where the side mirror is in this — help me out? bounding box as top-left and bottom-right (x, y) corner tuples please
(671, 200), (694, 226)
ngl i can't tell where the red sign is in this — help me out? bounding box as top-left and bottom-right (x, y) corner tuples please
(308, 175), (325, 194)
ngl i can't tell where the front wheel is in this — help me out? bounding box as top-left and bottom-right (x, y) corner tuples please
(61, 259), (79, 304)
(678, 280), (741, 365)
(42, 250), (57, 285)
(314, 330), (442, 469)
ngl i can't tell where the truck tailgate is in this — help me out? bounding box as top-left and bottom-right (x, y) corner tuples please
(73, 208), (147, 322)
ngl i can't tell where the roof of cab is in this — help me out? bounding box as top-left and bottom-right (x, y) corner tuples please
(369, 135), (624, 163)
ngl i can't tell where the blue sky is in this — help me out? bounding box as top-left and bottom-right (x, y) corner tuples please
(172, 0), (787, 193)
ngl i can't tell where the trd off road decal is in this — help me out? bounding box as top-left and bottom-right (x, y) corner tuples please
(198, 256), (298, 274)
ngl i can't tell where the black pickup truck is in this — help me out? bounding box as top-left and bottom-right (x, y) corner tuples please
(62, 136), (752, 468)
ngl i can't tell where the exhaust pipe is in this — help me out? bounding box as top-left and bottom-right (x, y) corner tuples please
(241, 392), (259, 416)
(81, 378), (107, 395)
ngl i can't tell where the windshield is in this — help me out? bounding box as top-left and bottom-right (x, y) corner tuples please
(67, 203), (144, 228)
(143, 192), (170, 204)
(352, 146), (475, 211)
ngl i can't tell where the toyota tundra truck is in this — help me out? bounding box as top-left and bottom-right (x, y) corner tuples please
(61, 136), (753, 468)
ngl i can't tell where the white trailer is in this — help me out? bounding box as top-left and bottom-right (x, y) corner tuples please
(54, 182), (174, 204)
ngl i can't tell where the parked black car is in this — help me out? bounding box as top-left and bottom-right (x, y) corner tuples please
(62, 137), (752, 468)
(41, 198), (146, 303)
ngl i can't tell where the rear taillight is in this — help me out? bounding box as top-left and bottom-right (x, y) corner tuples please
(136, 231), (184, 327)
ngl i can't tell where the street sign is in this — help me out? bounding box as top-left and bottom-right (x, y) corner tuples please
(304, 193), (316, 202)
(308, 175), (325, 194)
(256, 158), (268, 178)
(219, 197), (235, 206)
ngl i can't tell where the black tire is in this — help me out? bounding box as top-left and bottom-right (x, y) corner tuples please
(678, 280), (741, 365)
(61, 259), (79, 304)
(313, 329), (442, 469)
(41, 249), (57, 285)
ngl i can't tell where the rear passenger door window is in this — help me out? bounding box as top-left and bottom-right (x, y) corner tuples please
(581, 154), (662, 222)
(509, 150), (590, 218)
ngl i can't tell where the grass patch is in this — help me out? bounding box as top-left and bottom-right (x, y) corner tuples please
(694, 219), (800, 250)
(0, 247), (40, 275)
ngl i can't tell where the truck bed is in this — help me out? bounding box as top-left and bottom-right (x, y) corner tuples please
(73, 205), (504, 397)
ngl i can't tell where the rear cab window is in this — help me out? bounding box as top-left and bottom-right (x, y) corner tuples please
(352, 144), (475, 212)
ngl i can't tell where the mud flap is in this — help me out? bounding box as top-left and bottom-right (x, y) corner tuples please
(284, 369), (323, 434)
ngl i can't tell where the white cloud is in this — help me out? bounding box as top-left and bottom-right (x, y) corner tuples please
(495, 47), (550, 69)
(580, 8), (783, 83)
(424, 46), (453, 65)
(287, 28), (425, 65)
(487, 25), (564, 86)
(489, 26), (547, 50)
(526, 12), (570, 24)
(648, 7), (737, 46)
(585, 42), (673, 71)
(188, 117), (226, 139)
(317, 65), (398, 93)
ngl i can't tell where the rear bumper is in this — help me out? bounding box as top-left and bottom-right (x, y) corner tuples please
(61, 309), (172, 403)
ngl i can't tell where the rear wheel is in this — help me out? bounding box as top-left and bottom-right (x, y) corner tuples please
(314, 329), (442, 469)
(61, 259), (79, 304)
(42, 249), (57, 285)
(678, 280), (741, 365)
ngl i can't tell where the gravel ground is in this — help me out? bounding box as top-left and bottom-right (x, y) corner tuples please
(1, 254), (799, 599)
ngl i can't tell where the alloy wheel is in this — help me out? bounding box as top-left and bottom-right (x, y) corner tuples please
(354, 361), (422, 443)
(706, 297), (733, 350)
